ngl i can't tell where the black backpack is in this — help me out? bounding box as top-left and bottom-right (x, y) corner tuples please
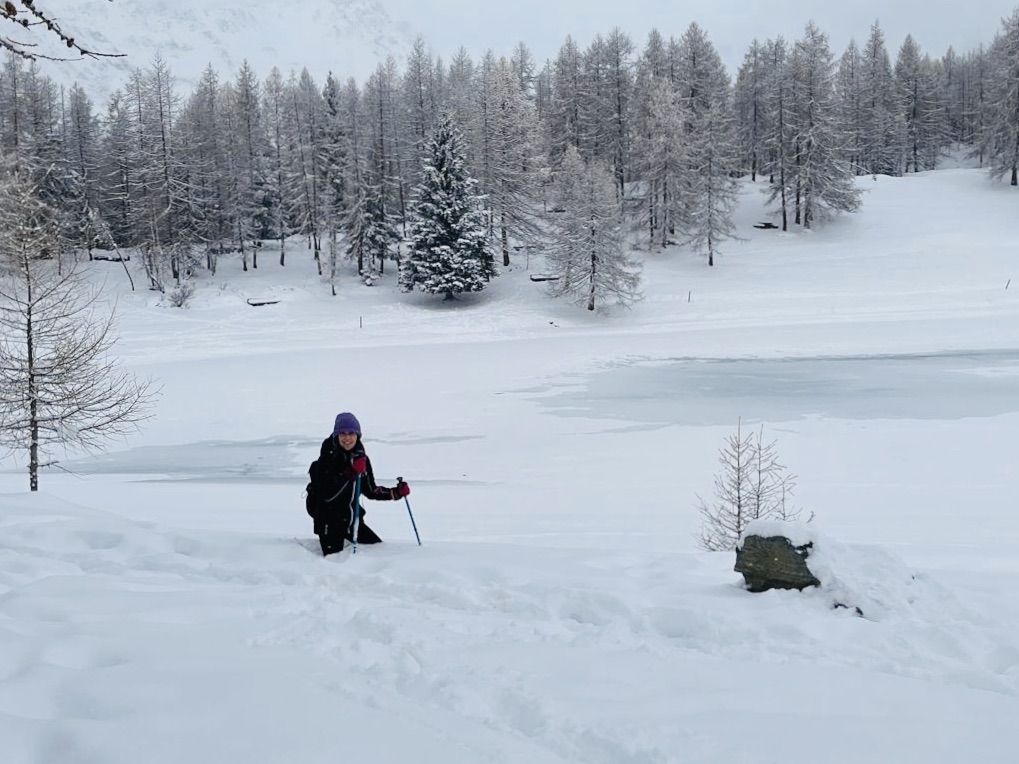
(305, 458), (323, 518)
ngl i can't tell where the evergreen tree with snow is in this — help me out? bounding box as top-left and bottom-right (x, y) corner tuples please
(400, 115), (495, 300)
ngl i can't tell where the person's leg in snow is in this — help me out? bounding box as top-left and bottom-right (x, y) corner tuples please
(354, 522), (382, 544)
(318, 523), (346, 556)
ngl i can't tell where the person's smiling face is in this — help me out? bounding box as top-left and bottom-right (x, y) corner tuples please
(337, 431), (358, 450)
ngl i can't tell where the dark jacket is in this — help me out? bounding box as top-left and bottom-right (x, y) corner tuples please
(310, 435), (397, 535)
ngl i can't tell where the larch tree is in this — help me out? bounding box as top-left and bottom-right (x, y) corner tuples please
(735, 39), (770, 180)
(285, 69), (326, 269)
(262, 67), (291, 264)
(763, 37), (795, 230)
(546, 36), (584, 163)
(546, 146), (641, 311)
(637, 75), (686, 249)
(631, 30), (681, 248)
(835, 38), (866, 173)
(400, 115), (495, 300)
(859, 22), (904, 175)
(231, 60), (269, 266)
(982, 10), (1019, 184)
(894, 35), (945, 173)
(340, 76), (399, 279)
(473, 55), (544, 267)
(0, 164), (156, 491)
(783, 23), (862, 229)
(62, 83), (104, 257)
(672, 23), (741, 266)
(133, 55), (197, 293)
(321, 71), (352, 291)
(97, 88), (137, 247)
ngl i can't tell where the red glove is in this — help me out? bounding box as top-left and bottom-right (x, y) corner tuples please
(351, 456), (367, 476)
(394, 481), (410, 498)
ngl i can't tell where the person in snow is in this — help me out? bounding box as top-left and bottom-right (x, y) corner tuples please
(309, 412), (410, 556)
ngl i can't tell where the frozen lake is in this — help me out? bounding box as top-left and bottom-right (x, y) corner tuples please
(534, 349), (1019, 427)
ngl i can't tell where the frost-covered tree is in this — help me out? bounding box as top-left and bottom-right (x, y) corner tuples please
(96, 88), (137, 246)
(780, 23), (862, 229)
(62, 83), (104, 256)
(681, 98), (741, 266)
(979, 10), (1019, 184)
(672, 23), (741, 265)
(363, 59), (407, 241)
(631, 30), (684, 248)
(403, 36), (439, 176)
(231, 61), (270, 264)
(761, 38), (796, 230)
(735, 39), (770, 180)
(321, 72), (353, 289)
(473, 56), (544, 266)
(697, 420), (807, 552)
(895, 36), (944, 173)
(262, 67), (291, 263)
(0, 165), (155, 491)
(446, 47), (476, 128)
(546, 36), (584, 162)
(400, 115), (495, 300)
(857, 22), (904, 175)
(546, 146), (641, 311)
(285, 69), (327, 267)
(132, 55), (198, 291)
(346, 182), (399, 279)
(178, 64), (229, 268)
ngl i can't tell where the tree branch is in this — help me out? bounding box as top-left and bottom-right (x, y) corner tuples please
(1, 0), (124, 61)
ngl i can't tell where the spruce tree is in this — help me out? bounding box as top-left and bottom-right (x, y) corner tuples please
(400, 115), (495, 300)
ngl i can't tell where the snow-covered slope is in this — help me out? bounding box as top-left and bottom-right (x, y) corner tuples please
(38, 0), (415, 97)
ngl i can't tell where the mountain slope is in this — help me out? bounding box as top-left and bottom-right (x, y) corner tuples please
(38, 0), (414, 97)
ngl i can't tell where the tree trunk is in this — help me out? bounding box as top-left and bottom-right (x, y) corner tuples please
(501, 210), (510, 267)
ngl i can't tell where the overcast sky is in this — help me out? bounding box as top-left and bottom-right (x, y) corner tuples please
(383, 0), (1017, 74)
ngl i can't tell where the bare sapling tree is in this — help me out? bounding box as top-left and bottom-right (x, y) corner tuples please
(0, 165), (157, 491)
(1, 1), (124, 61)
(697, 420), (810, 551)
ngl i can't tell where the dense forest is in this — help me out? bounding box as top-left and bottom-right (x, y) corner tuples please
(2, 5), (1019, 306)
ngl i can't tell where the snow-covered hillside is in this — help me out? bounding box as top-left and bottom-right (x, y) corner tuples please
(39, 0), (415, 96)
(1, 167), (1018, 763)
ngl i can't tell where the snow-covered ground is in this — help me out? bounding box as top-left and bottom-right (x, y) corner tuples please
(2, 169), (1017, 763)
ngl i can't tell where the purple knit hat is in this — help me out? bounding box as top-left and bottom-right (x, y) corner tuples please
(332, 412), (361, 436)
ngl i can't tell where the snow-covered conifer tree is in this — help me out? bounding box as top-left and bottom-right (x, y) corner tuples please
(779, 24), (862, 229)
(473, 56), (544, 266)
(672, 23), (741, 265)
(735, 39), (770, 180)
(400, 115), (494, 300)
(546, 146), (641, 311)
(858, 23), (904, 175)
(981, 10), (1019, 184)
(894, 36), (945, 173)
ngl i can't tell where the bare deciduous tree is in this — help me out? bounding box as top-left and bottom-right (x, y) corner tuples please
(697, 420), (810, 551)
(1, 1), (124, 61)
(0, 166), (157, 491)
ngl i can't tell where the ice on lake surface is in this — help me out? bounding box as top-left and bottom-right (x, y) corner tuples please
(531, 349), (1019, 426)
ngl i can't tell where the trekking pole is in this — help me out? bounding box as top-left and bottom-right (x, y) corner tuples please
(352, 475), (362, 555)
(397, 476), (421, 546)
